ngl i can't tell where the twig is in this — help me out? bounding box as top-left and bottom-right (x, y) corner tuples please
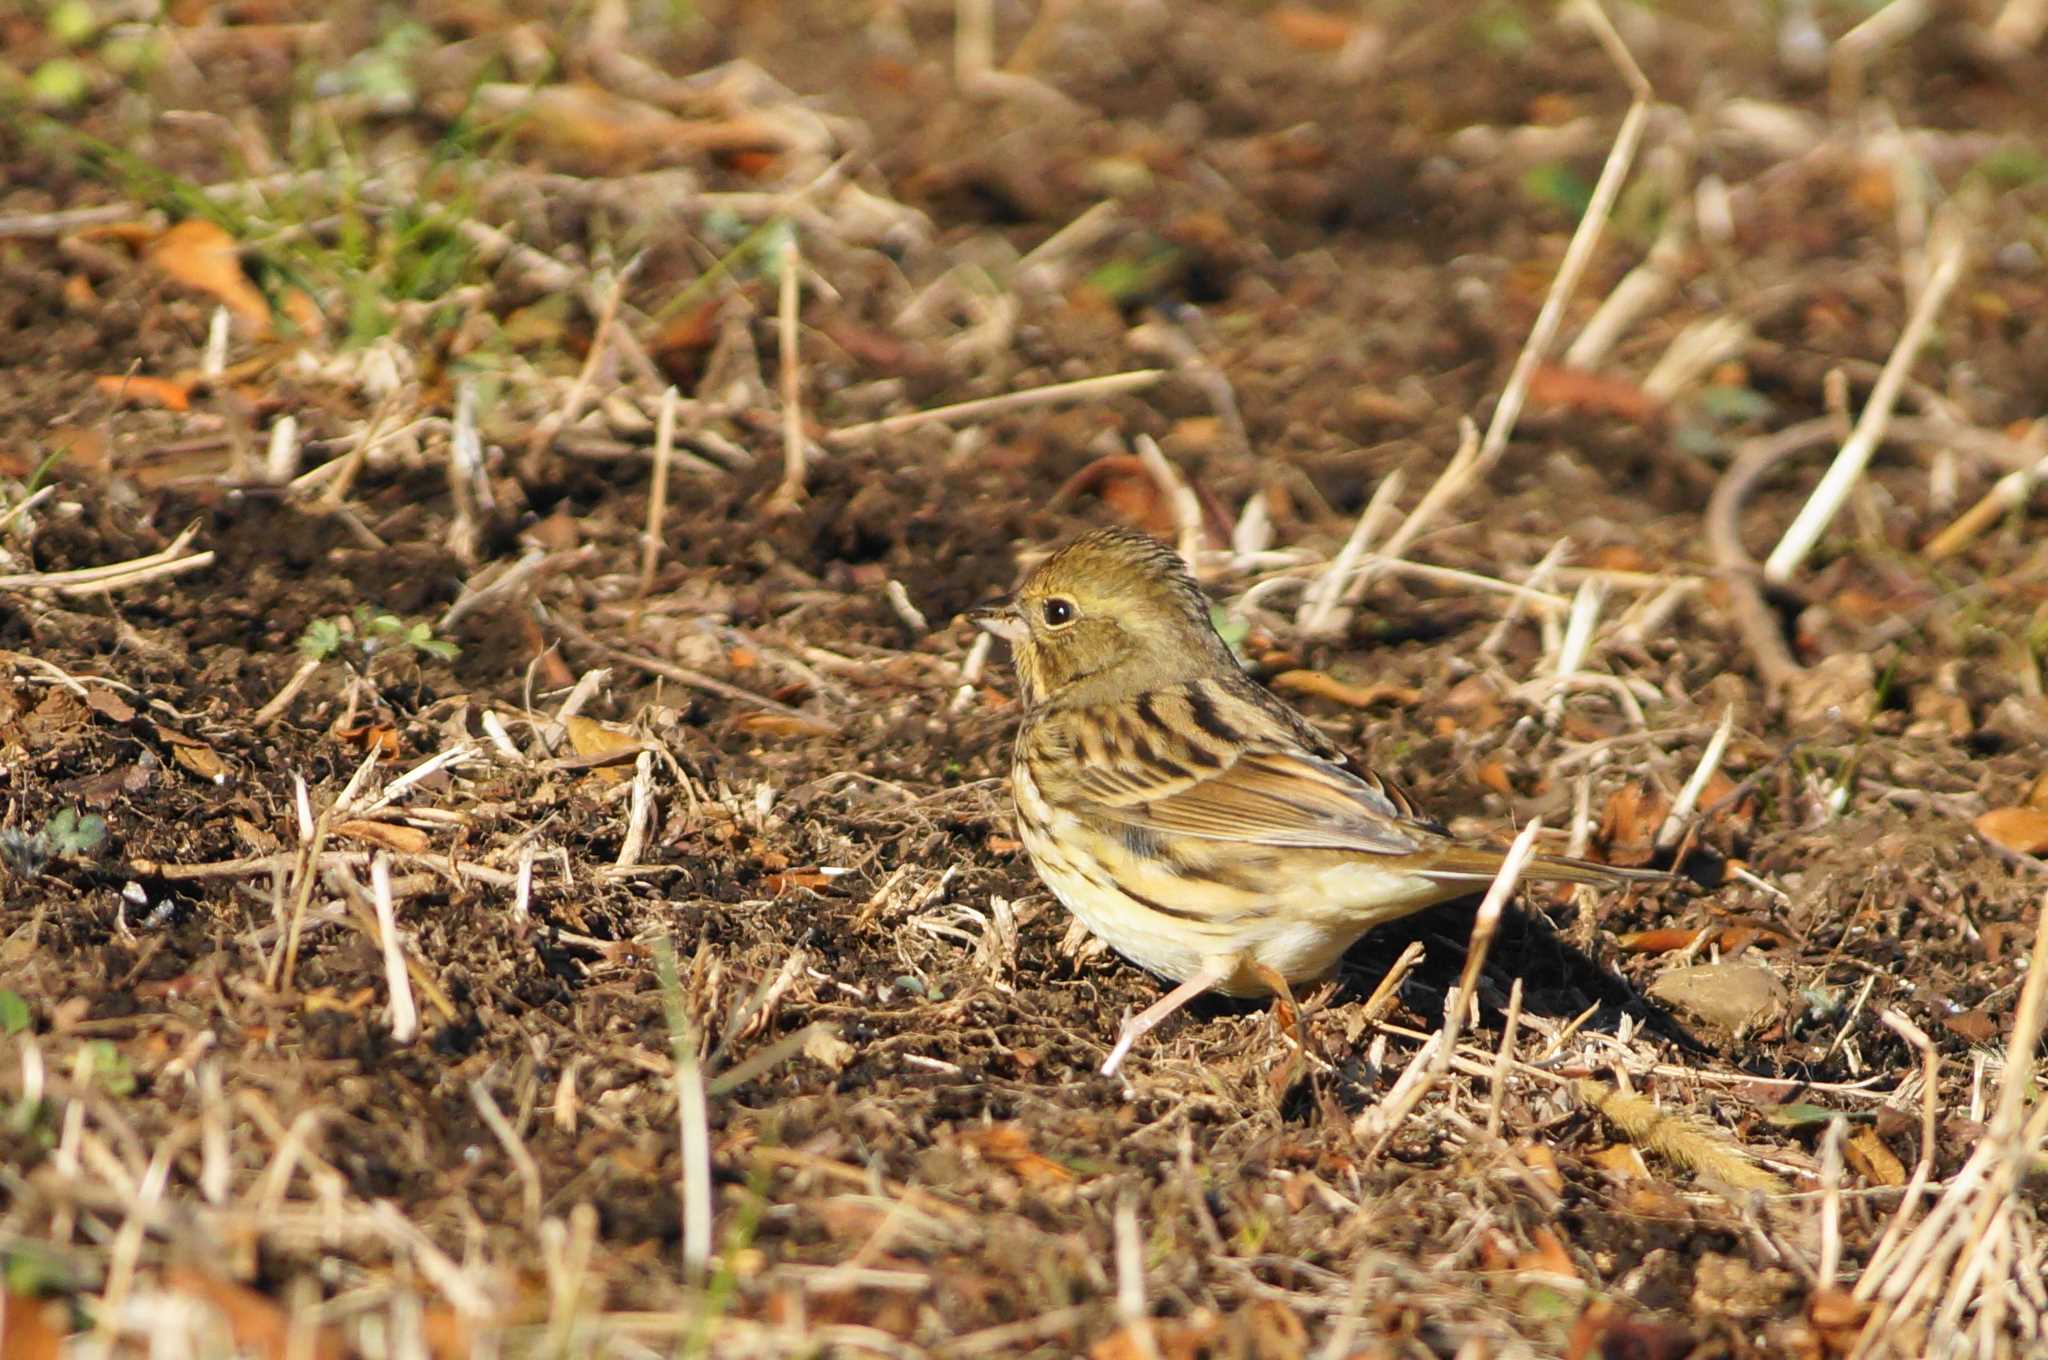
(1855, 1010), (1942, 1300)
(1113, 1196), (1159, 1360)
(640, 387), (679, 596)
(471, 1077), (543, 1224)
(826, 369), (1165, 445)
(369, 854), (418, 1043)
(768, 236), (808, 512)
(1545, 577), (1607, 725)
(1764, 231), (1966, 583)
(1362, 820), (1541, 1159)
(0, 521), (212, 594)
(1923, 419), (2048, 560)
(1654, 708), (1736, 850)
(1133, 434), (1203, 569)
(252, 656), (324, 727)
(1475, 0), (1650, 470)
(677, 1027), (714, 1285)
(1299, 470), (1405, 637)
(547, 609), (836, 729)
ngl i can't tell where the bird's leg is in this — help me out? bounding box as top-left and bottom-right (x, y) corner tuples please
(1250, 962), (1302, 1044)
(1102, 967), (1227, 1076)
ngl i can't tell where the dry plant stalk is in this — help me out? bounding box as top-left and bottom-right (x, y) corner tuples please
(1575, 1078), (1779, 1192)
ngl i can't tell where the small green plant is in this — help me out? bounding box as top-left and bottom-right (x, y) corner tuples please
(0, 808), (108, 877)
(0, 990), (30, 1035)
(82, 1040), (136, 1098)
(297, 605), (459, 663)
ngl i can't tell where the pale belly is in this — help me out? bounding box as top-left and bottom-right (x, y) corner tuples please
(1013, 763), (1454, 997)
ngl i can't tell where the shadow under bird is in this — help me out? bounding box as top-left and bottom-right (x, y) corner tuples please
(970, 526), (1669, 1076)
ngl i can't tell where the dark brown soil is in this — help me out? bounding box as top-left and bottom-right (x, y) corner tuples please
(4, 3), (2047, 1357)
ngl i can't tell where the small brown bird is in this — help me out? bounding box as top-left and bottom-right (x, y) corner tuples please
(972, 526), (1666, 1075)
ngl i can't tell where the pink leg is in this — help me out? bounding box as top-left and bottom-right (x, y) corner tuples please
(1101, 967), (1228, 1076)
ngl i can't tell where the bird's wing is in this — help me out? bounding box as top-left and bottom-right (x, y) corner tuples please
(1042, 680), (1430, 858)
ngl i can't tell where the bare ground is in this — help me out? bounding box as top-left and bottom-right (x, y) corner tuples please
(3, 2), (2048, 1357)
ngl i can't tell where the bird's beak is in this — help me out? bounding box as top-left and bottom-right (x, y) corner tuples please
(967, 596), (1025, 643)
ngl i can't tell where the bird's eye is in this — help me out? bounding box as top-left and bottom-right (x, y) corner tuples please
(1040, 597), (1077, 628)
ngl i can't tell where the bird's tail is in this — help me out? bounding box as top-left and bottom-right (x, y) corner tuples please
(1418, 846), (1673, 889)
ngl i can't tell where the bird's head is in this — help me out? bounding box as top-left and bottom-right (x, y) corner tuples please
(969, 527), (1233, 709)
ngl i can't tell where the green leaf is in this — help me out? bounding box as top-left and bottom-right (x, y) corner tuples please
(298, 617), (343, 659)
(1521, 164), (1593, 220)
(0, 990), (30, 1035)
(44, 809), (106, 856)
(86, 1040), (136, 1098)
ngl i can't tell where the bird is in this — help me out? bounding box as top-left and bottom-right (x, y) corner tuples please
(969, 525), (1670, 1076)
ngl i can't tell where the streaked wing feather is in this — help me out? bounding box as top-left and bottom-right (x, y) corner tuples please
(1056, 677), (1429, 857)
(1113, 750), (1424, 855)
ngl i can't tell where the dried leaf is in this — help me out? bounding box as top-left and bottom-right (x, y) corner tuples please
(1519, 1142), (1564, 1194)
(334, 717), (401, 759)
(156, 725), (229, 784)
(1267, 6), (1357, 50)
(1941, 1007), (1998, 1044)
(1090, 1316), (1221, 1360)
(736, 712), (834, 739)
(1844, 1127), (1906, 1187)
(166, 1266), (347, 1360)
(1474, 759), (1516, 798)
(1515, 1227), (1579, 1278)
(1617, 927), (1707, 954)
(1267, 670), (1421, 709)
(1589, 1143), (1652, 1179)
(0, 1289), (65, 1360)
(145, 220), (271, 331)
(802, 1025), (854, 1072)
(1598, 780), (1668, 865)
(1054, 454), (1175, 540)
(333, 819), (430, 855)
(1648, 962), (1788, 1035)
(1807, 1287), (1873, 1352)
(83, 686), (136, 722)
(94, 374), (193, 411)
(563, 714), (642, 760)
(960, 1124), (1077, 1188)
(1975, 806), (2048, 855)
(1526, 363), (1663, 424)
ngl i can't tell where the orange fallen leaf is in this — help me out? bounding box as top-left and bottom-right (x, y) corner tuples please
(94, 374), (192, 411)
(1090, 1317), (1221, 1360)
(1526, 363), (1663, 425)
(1976, 806), (2048, 855)
(146, 219), (271, 332)
(1617, 927), (1707, 955)
(1520, 1142), (1564, 1194)
(960, 1123), (1076, 1188)
(1598, 780), (1669, 866)
(1267, 670), (1421, 709)
(155, 724), (228, 784)
(333, 819), (431, 855)
(1515, 1227), (1579, 1278)
(1589, 1143), (1652, 1179)
(1474, 759), (1516, 798)
(167, 1266), (348, 1360)
(0, 1288), (65, 1360)
(564, 715), (645, 761)
(763, 870), (833, 894)
(334, 717), (401, 759)
(1267, 5), (1356, 50)
(736, 712), (834, 739)
(1845, 1127), (1906, 1187)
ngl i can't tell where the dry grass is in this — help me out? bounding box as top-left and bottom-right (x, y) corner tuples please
(4, 1), (2048, 1357)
